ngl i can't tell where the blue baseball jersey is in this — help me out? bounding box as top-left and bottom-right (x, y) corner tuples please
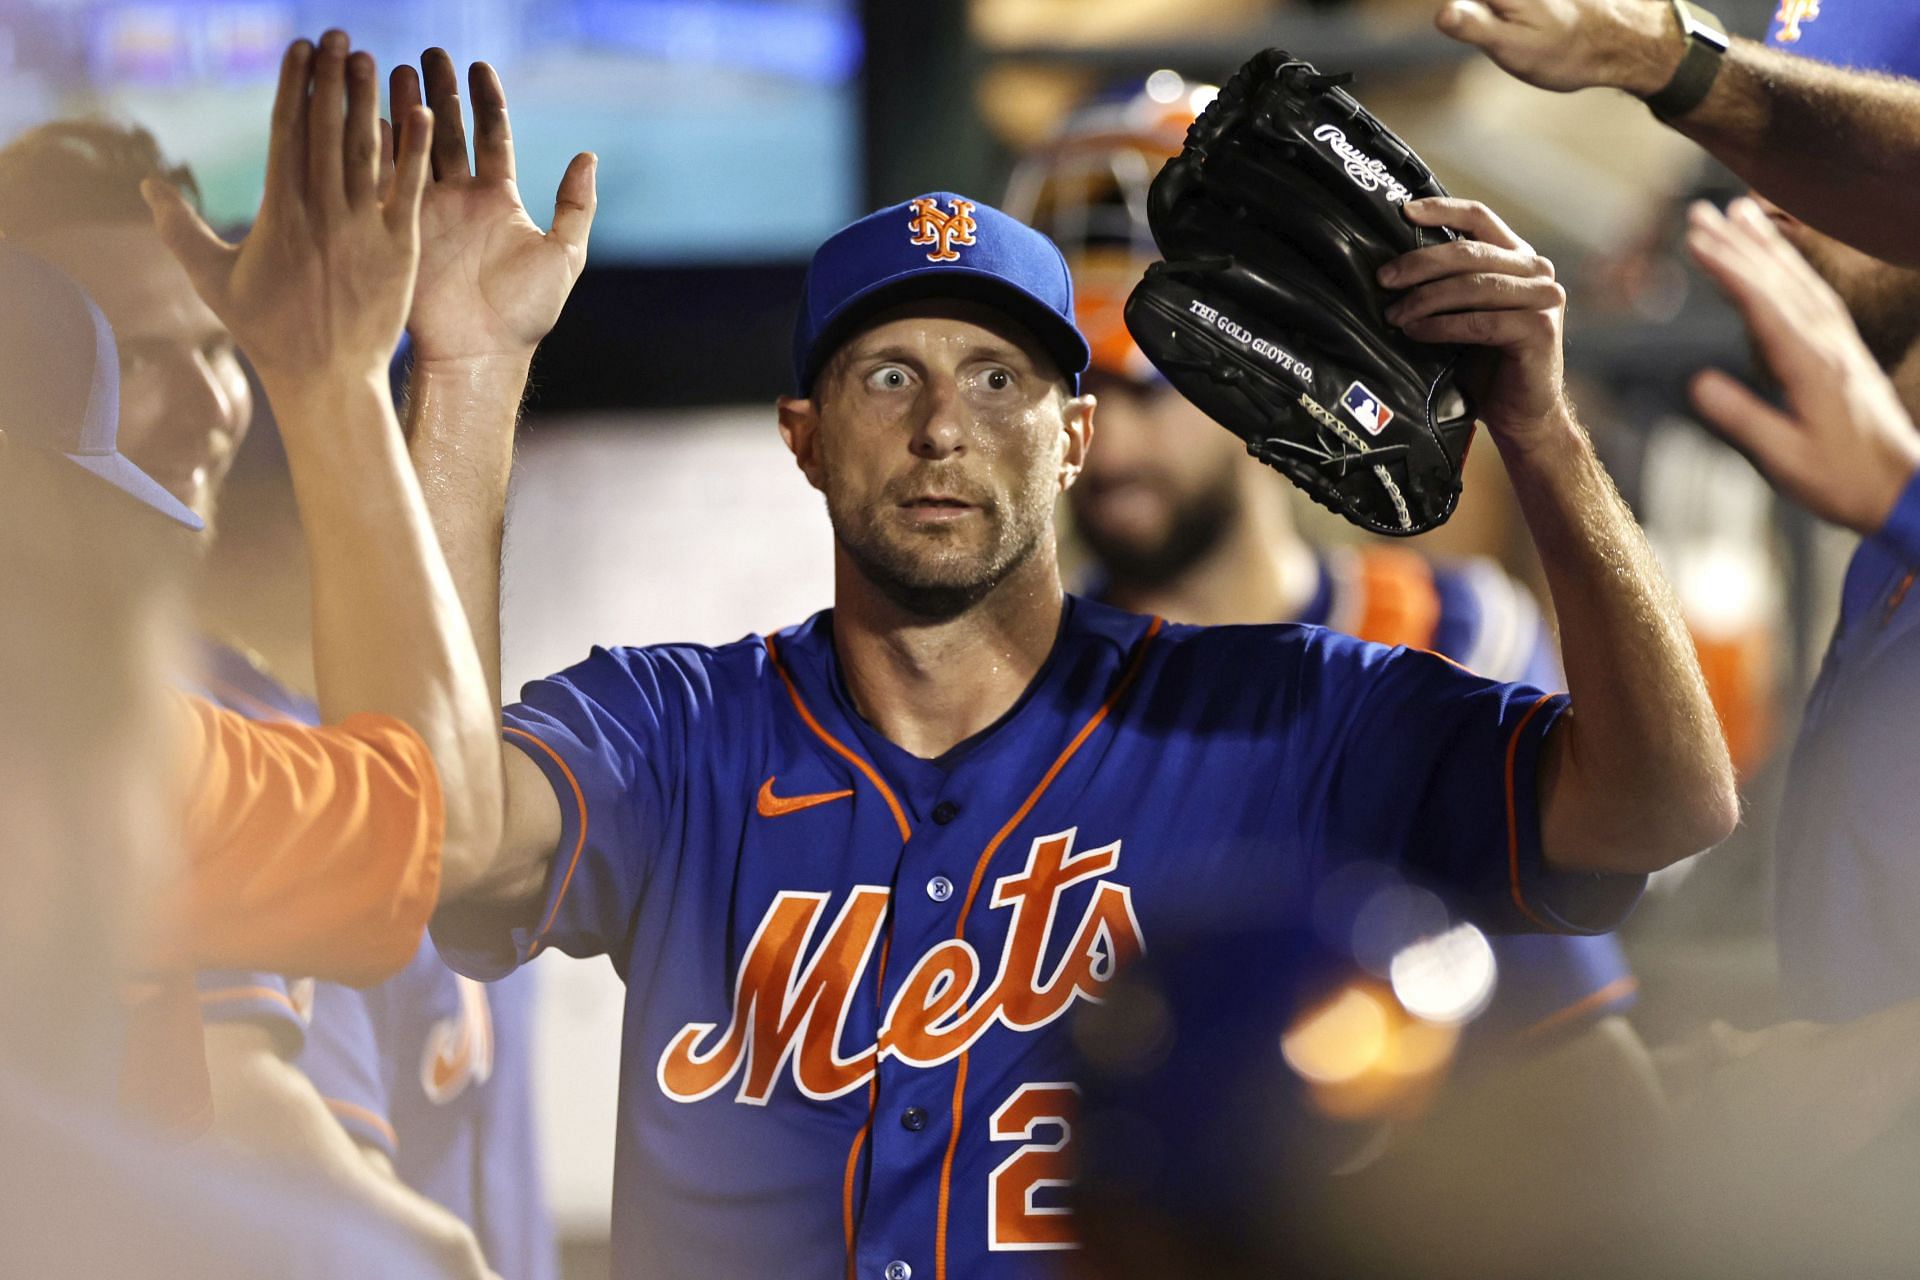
(1776, 475), (1920, 1020)
(299, 944), (555, 1280)
(187, 640), (555, 1279)
(438, 595), (1644, 1280)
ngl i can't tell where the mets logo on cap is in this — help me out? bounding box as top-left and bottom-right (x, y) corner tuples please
(1773, 0), (1821, 42)
(908, 196), (978, 262)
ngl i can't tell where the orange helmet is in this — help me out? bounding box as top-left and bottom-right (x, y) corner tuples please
(1003, 73), (1217, 381)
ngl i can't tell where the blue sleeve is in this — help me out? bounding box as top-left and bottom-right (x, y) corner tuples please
(1468, 933), (1637, 1053)
(434, 645), (701, 980)
(195, 971), (308, 1059)
(1305, 633), (1645, 935)
(1875, 468), (1920, 567)
(296, 983), (397, 1158)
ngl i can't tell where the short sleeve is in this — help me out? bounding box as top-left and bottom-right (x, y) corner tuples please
(1306, 634), (1645, 935)
(194, 971), (310, 1059)
(165, 696), (442, 985)
(1875, 467), (1920, 567)
(296, 983), (398, 1159)
(435, 646), (698, 980)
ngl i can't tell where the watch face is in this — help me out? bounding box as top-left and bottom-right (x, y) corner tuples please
(1677, 1), (1732, 51)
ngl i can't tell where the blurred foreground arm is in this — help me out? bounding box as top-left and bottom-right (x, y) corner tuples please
(202, 1022), (497, 1280)
(1386, 197), (1737, 874)
(143, 34), (503, 898)
(385, 50), (596, 941)
(1684, 197), (1920, 542)
(1435, 0), (1920, 267)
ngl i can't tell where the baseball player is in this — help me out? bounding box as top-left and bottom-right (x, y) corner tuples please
(0, 252), (470, 1280)
(1008, 84), (1643, 1063)
(392, 48), (1734, 1280)
(192, 646), (552, 1280)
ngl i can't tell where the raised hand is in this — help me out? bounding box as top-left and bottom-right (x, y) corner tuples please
(1433, 0), (1681, 97)
(1687, 197), (1920, 536)
(1379, 197), (1569, 445)
(142, 32), (431, 390)
(389, 49), (596, 366)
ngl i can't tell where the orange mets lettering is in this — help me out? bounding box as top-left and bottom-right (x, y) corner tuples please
(422, 976), (495, 1103)
(908, 197), (978, 262)
(1773, 0), (1820, 41)
(655, 828), (1145, 1104)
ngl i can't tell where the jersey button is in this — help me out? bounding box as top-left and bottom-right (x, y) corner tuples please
(932, 800), (960, 825)
(900, 1106), (928, 1132)
(926, 875), (954, 902)
(884, 1261), (912, 1280)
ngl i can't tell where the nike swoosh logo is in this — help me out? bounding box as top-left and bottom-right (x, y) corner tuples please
(757, 776), (854, 818)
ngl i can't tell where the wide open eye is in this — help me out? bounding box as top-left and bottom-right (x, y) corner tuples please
(867, 365), (912, 392)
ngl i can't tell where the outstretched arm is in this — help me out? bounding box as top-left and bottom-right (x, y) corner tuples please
(1435, 0), (1920, 266)
(143, 32), (503, 895)
(1384, 197), (1738, 874)
(384, 50), (596, 935)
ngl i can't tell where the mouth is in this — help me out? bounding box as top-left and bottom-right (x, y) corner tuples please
(897, 494), (980, 524)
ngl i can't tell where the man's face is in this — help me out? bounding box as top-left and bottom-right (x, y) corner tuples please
(781, 300), (1091, 616)
(22, 223), (252, 526)
(1756, 195), (1920, 368)
(1069, 368), (1242, 586)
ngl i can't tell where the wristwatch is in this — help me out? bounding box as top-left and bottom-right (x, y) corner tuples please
(1645, 0), (1731, 119)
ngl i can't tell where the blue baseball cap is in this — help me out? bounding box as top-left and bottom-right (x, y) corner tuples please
(791, 191), (1091, 396)
(1766, 0), (1920, 77)
(0, 245), (202, 530)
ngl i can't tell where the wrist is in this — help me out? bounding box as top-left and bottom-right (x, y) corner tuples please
(1608, 0), (1688, 98)
(409, 351), (535, 389)
(258, 364), (391, 415)
(1488, 398), (1585, 467)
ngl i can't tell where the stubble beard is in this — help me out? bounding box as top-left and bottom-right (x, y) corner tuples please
(1076, 454), (1241, 590)
(828, 469), (1057, 620)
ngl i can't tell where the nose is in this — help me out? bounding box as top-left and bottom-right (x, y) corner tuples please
(908, 373), (966, 462)
(181, 348), (243, 435)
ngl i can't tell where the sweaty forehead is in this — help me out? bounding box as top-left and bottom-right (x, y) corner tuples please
(18, 222), (226, 345)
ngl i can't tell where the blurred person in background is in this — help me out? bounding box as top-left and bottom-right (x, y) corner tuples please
(1, 31), (523, 1277)
(0, 244), (464, 1280)
(1006, 79), (1661, 1140)
(1447, 0), (1920, 1171)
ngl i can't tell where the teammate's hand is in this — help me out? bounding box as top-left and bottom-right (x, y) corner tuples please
(1380, 197), (1569, 445)
(388, 49), (596, 367)
(142, 32), (430, 391)
(1433, 0), (1682, 98)
(1686, 197), (1920, 537)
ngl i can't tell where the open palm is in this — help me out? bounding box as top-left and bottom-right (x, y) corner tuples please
(390, 53), (595, 366)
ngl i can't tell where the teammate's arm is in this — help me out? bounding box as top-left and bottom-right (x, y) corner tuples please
(383, 50), (595, 933)
(1383, 197), (1738, 874)
(142, 33), (505, 896)
(1433, 0), (1920, 266)
(201, 1022), (499, 1280)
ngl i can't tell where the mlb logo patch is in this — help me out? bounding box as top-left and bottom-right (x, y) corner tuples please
(1339, 381), (1394, 436)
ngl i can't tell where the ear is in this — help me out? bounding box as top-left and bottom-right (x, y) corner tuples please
(776, 396), (826, 493)
(1058, 393), (1095, 492)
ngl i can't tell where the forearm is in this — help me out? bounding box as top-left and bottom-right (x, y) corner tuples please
(264, 369), (503, 896)
(1597, 11), (1920, 266)
(403, 355), (527, 703)
(1500, 407), (1737, 872)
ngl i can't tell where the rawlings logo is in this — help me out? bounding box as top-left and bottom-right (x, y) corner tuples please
(1773, 0), (1820, 41)
(908, 196), (979, 263)
(1312, 125), (1412, 205)
(656, 828), (1145, 1105)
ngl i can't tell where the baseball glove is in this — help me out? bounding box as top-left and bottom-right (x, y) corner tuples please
(1123, 49), (1475, 535)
